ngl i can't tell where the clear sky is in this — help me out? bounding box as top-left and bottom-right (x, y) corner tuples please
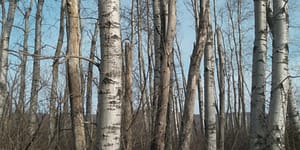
(2, 0), (300, 114)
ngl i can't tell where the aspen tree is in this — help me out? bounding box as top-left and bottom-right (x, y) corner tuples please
(66, 0), (86, 149)
(178, 0), (209, 149)
(216, 27), (226, 150)
(122, 42), (133, 150)
(0, 0), (17, 123)
(29, 0), (44, 135)
(96, 0), (122, 149)
(18, 0), (33, 114)
(250, 0), (268, 149)
(85, 21), (99, 149)
(49, 0), (65, 146)
(152, 0), (161, 132)
(268, 0), (289, 149)
(152, 0), (176, 149)
(204, 3), (216, 149)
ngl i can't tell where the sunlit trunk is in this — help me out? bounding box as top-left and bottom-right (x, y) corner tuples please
(96, 0), (122, 149)
(268, 0), (289, 149)
(250, 0), (268, 149)
(66, 0), (86, 149)
(152, 0), (176, 149)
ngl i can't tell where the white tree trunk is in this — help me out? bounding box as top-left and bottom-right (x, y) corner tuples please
(204, 5), (216, 149)
(0, 0), (17, 122)
(268, 0), (289, 149)
(96, 0), (122, 149)
(287, 80), (300, 150)
(250, 0), (268, 149)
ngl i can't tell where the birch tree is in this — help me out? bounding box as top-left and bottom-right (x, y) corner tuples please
(29, 0), (44, 135)
(216, 27), (225, 150)
(136, 0), (150, 134)
(95, 0), (122, 149)
(204, 3), (216, 149)
(122, 42), (133, 150)
(152, 0), (161, 133)
(250, 0), (268, 149)
(66, 0), (86, 149)
(152, 0), (176, 149)
(268, 0), (289, 149)
(287, 80), (300, 150)
(49, 0), (65, 145)
(18, 0), (33, 114)
(178, 0), (208, 149)
(0, 0), (17, 122)
(85, 21), (99, 149)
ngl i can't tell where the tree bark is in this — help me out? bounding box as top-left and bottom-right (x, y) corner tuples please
(66, 0), (87, 149)
(268, 0), (289, 149)
(29, 0), (44, 135)
(136, 0), (150, 134)
(152, 0), (176, 149)
(237, 0), (246, 129)
(287, 80), (300, 150)
(122, 42), (133, 150)
(152, 0), (161, 134)
(204, 5), (216, 149)
(85, 21), (99, 149)
(96, 0), (122, 149)
(0, 0), (17, 123)
(178, 0), (208, 149)
(216, 27), (225, 150)
(49, 0), (65, 146)
(18, 0), (33, 115)
(250, 0), (268, 149)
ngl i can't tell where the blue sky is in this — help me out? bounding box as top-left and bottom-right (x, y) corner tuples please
(1, 0), (300, 114)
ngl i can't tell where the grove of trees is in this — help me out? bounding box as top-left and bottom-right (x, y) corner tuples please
(0, 0), (300, 149)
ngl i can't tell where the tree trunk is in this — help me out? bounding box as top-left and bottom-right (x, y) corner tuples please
(152, 0), (176, 149)
(250, 0), (268, 149)
(237, 0), (246, 129)
(136, 0), (150, 134)
(198, 76), (205, 134)
(178, 0), (208, 149)
(85, 21), (99, 149)
(152, 0), (161, 134)
(0, 0), (17, 123)
(165, 50), (175, 150)
(287, 80), (300, 150)
(204, 4), (216, 149)
(268, 0), (289, 149)
(225, 0), (240, 128)
(78, 1), (86, 119)
(95, 0), (122, 149)
(122, 42), (133, 150)
(29, 0), (44, 135)
(49, 0), (65, 147)
(18, 0), (33, 115)
(216, 27), (225, 150)
(66, 0), (86, 149)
